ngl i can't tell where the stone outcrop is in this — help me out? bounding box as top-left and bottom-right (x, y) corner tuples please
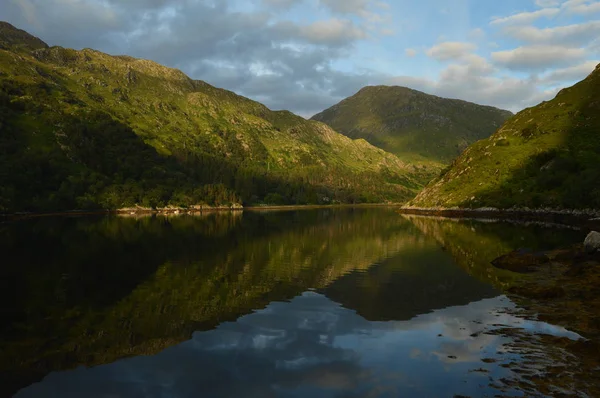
(584, 231), (600, 253)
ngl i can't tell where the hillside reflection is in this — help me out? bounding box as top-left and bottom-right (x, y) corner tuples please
(2, 209), (423, 395)
(16, 292), (579, 398)
(2, 209), (585, 397)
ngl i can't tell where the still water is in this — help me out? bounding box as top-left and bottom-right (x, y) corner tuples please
(0, 208), (586, 397)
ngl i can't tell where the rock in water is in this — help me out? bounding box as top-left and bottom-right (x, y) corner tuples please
(584, 231), (600, 253)
(491, 249), (550, 273)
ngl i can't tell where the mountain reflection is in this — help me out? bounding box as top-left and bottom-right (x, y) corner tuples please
(1, 208), (428, 395)
(321, 245), (497, 321)
(2, 208), (584, 397)
(15, 292), (578, 398)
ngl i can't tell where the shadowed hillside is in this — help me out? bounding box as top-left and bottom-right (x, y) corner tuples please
(0, 22), (429, 213)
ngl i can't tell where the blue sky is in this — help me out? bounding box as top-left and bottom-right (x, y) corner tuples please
(1, 0), (599, 116)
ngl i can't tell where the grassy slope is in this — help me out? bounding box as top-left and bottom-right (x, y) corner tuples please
(409, 64), (600, 210)
(0, 22), (429, 212)
(0, 21), (48, 51)
(311, 85), (512, 165)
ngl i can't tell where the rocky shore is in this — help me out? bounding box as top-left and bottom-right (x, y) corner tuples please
(399, 207), (600, 232)
(491, 231), (600, 334)
(0, 204), (245, 221)
(490, 231), (600, 395)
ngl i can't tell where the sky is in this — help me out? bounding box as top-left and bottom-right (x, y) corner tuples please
(1, 0), (599, 117)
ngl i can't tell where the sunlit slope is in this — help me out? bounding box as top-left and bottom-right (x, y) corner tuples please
(311, 85), (512, 166)
(408, 64), (600, 209)
(0, 22), (427, 212)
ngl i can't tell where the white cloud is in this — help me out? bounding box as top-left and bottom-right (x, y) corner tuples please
(426, 41), (477, 62)
(492, 45), (587, 71)
(1, 0), (597, 117)
(539, 59), (600, 84)
(491, 8), (560, 25)
(387, 64), (540, 112)
(299, 18), (367, 45)
(563, 0), (600, 14)
(501, 20), (600, 46)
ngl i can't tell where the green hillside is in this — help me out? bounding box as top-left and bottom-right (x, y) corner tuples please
(0, 22), (429, 213)
(0, 21), (48, 51)
(408, 63), (600, 210)
(311, 85), (512, 164)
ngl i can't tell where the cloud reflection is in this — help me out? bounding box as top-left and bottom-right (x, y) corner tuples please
(15, 291), (580, 398)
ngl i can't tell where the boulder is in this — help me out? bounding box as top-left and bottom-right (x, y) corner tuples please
(584, 231), (600, 254)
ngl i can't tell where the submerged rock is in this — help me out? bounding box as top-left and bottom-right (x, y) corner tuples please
(508, 285), (567, 299)
(489, 238), (600, 396)
(584, 231), (600, 253)
(491, 249), (550, 273)
(492, 242), (600, 338)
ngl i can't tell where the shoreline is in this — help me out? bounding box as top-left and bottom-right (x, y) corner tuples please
(244, 203), (400, 211)
(488, 241), (600, 395)
(398, 206), (600, 230)
(0, 203), (402, 222)
(0, 207), (242, 222)
(3, 204), (600, 227)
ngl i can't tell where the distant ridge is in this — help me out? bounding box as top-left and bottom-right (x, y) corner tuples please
(311, 85), (512, 164)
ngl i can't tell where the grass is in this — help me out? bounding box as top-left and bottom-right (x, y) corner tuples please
(311, 85), (512, 165)
(0, 22), (431, 212)
(409, 64), (600, 210)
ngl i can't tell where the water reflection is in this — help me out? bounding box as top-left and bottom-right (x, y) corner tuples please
(1, 209), (426, 395)
(321, 246), (498, 321)
(15, 292), (579, 398)
(1, 209), (586, 397)
(402, 214), (583, 290)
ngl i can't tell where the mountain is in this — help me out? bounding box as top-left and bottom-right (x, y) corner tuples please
(408, 63), (600, 210)
(311, 85), (513, 164)
(0, 21), (48, 52)
(0, 22), (429, 213)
